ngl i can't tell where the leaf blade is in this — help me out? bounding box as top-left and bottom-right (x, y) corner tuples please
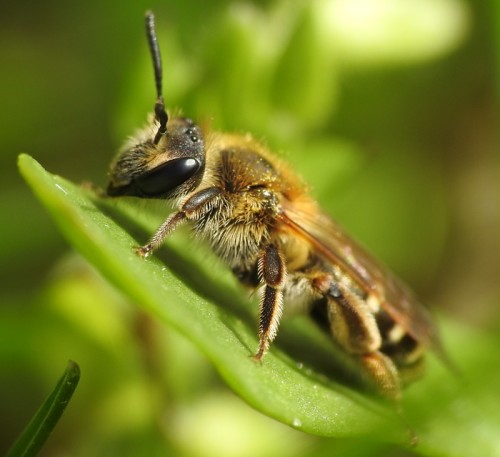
(18, 153), (398, 440)
(6, 360), (80, 457)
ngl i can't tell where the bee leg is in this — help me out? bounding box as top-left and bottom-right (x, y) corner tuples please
(360, 351), (401, 401)
(137, 211), (187, 257)
(361, 352), (418, 444)
(253, 244), (287, 361)
(312, 275), (402, 399)
(137, 187), (223, 257)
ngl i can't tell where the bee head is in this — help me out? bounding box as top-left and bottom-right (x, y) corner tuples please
(107, 115), (205, 199)
(107, 11), (205, 200)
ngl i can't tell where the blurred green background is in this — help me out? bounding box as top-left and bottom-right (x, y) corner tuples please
(1, 0), (499, 456)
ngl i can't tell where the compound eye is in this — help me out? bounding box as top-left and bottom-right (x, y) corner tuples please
(136, 157), (201, 197)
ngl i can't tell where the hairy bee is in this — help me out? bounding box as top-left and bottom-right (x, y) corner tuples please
(107, 11), (444, 400)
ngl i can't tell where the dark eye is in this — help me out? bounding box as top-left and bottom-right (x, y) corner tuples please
(135, 157), (201, 197)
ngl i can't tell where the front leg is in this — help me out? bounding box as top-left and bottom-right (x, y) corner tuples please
(137, 187), (222, 257)
(253, 244), (287, 361)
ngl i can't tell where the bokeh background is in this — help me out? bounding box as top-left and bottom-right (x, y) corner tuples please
(1, 0), (498, 456)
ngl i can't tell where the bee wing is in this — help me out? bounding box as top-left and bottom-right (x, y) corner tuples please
(277, 203), (445, 355)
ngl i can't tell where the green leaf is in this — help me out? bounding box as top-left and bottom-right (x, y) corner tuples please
(18, 154), (500, 456)
(6, 360), (80, 457)
(18, 154), (399, 439)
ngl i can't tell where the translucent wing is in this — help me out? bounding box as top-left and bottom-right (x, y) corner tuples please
(277, 201), (445, 355)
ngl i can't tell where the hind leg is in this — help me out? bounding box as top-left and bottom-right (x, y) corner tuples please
(360, 351), (401, 400)
(312, 273), (402, 399)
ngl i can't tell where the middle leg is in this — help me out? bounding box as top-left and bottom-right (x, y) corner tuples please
(253, 244), (287, 361)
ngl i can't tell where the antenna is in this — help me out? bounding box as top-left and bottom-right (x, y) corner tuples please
(145, 11), (168, 145)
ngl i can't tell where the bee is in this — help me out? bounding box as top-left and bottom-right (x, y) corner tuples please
(107, 11), (445, 400)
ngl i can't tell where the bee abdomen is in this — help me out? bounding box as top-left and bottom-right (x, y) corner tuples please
(375, 309), (425, 380)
